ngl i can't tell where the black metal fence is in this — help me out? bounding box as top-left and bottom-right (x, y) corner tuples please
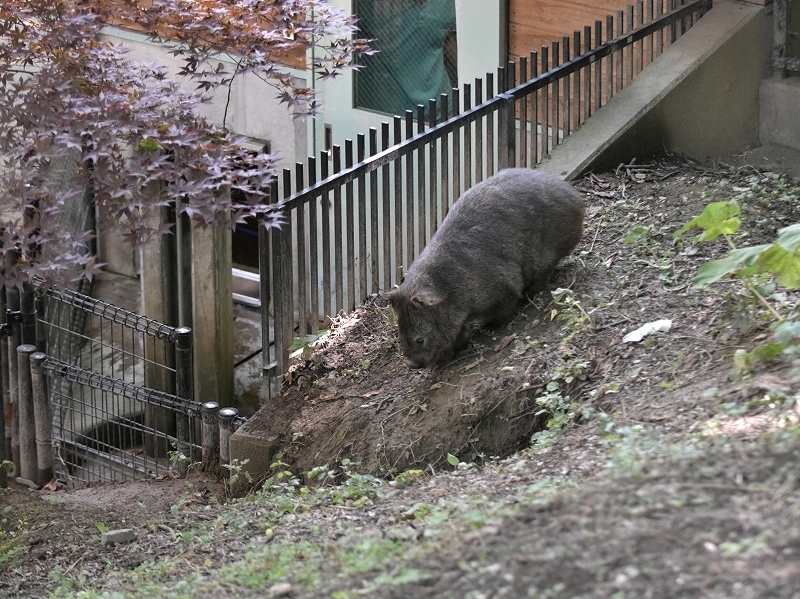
(258, 0), (712, 383)
(1, 280), (245, 488)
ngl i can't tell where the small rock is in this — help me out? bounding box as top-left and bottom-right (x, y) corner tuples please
(268, 582), (293, 597)
(15, 477), (38, 490)
(101, 528), (137, 546)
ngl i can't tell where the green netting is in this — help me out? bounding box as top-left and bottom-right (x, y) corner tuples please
(355, 0), (457, 118)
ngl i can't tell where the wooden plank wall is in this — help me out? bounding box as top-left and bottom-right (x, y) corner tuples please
(510, 0), (636, 60)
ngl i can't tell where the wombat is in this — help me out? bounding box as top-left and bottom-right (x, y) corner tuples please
(384, 168), (584, 369)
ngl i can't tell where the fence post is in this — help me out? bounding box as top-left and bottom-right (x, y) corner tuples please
(190, 187), (234, 408)
(174, 327), (193, 477)
(16, 344), (36, 485)
(498, 93), (517, 170)
(7, 287), (20, 474)
(29, 352), (53, 486)
(20, 284), (36, 347)
(0, 287), (6, 488)
(271, 212), (294, 378)
(200, 401), (219, 473)
(217, 407), (238, 478)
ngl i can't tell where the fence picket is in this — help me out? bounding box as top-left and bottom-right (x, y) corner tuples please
(357, 135), (368, 301)
(320, 154), (332, 317)
(382, 122), (391, 291)
(427, 99), (437, 241)
(307, 155), (319, 334)
(295, 162), (307, 334)
(344, 141), (355, 311)
(451, 88), (461, 212)
(369, 128), (380, 293)
(332, 146), (343, 314)
(393, 116), (404, 287)
(403, 114), (414, 273)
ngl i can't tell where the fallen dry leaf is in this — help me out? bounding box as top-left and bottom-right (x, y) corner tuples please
(41, 478), (59, 492)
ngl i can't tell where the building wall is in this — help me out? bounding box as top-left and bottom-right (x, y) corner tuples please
(95, 27), (308, 275)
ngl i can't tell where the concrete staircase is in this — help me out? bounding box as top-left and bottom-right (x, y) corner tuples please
(539, 0), (793, 180)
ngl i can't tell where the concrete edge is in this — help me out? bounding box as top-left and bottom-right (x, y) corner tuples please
(538, 0), (764, 180)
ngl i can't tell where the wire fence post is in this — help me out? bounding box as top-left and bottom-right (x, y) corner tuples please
(218, 407), (238, 478)
(174, 326), (193, 477)
(20, 284), (36, 347)
(7, 286), (20, 475)
(29, 352), (53, 486)
(0, 287), (6, 488)
(16, 344), (37, 485)
(201, 401), (219, 473)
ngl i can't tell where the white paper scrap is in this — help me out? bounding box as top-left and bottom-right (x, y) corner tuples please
(622, 319), (672, 343)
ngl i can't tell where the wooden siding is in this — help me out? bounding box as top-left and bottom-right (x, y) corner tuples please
(510, 0), (637, 60)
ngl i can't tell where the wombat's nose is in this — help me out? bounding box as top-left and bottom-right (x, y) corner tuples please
(404, 359), (425, 369)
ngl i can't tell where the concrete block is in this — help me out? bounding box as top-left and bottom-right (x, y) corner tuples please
(229, 421), (280, 495)
(760, 76), (800, 150)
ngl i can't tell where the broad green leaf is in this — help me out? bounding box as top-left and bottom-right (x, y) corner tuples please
(774, 320), (800, 344)
(691, 244), (769, 287)
(674, 201), (741, 241)
(446, 453), (459, 467)
(755, 245), (800, 289)
(776, 223), (800, 252)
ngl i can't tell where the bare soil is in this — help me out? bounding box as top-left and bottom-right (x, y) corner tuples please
(3, 156), (800, 598)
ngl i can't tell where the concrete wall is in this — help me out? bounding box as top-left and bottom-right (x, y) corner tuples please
(596, 2), (772, 170)
(96, 27), (308, 276)
(541, 0), (774, 179)
(99, 28), (307, 163)
(760, 75), (800, 150)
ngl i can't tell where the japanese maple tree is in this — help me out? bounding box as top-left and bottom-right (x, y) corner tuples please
(0, 0), (370, 287)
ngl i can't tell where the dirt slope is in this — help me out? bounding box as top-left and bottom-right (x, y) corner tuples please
(2, 157), (800, 598)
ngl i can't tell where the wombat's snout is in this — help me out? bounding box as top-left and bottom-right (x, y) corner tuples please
(404, 358), (426, 369)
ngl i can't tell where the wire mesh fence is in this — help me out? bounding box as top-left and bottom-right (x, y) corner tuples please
(0, 280), (245, 487)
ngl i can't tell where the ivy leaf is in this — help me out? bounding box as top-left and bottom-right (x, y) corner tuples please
(691, 244), (769, 287)
(446, 453), (459, 467)
(755, 245), (800, 289)
(674, 201), (741, 241)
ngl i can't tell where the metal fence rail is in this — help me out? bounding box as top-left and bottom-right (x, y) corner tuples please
(259, 0), (711, 382)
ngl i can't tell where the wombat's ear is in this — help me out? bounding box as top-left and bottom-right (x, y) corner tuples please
(410, 291), (442, 308)
(381, 288), (400, 303)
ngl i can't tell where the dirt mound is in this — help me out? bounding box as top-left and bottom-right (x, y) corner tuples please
(238, 158), (800, 481)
